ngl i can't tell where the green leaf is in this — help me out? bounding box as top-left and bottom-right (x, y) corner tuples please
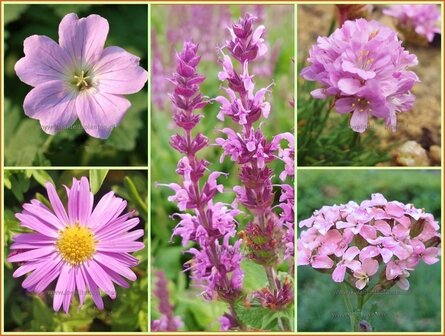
(234, 301), (293, 331)
(123, 176), (148, 220)
(89, 170), (109, 194)
(241, 259), (268, 291)
(31, 170), (54, 187)
(3, 4), (28, 25)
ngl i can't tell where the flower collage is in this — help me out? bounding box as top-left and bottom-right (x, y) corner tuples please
(0, 2), (443, 335)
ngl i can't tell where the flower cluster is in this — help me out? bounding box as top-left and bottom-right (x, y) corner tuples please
(301, 18), (419, 133)
(298, 193), (441, 291)
(15, 13), (147, 139)
(162, 42), (244, 308)
(151, 271), (183, 332)
(384, 5), (441, 43)
(8, 177), (144, 313)
(216, 13), (294, 315)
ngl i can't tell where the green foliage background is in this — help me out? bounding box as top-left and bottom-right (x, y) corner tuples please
(297, 170), (441, 332)
(4, 4), (148, 166)
(150, 5), (294, 331)
(4, 170), (148, 332)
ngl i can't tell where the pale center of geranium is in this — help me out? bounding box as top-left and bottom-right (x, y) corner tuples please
(72, 70), (93, 90)
(57, 225), (96, 265)
(351, 97), (372, 113)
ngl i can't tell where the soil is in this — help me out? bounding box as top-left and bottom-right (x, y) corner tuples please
(297, 4), (442, 166)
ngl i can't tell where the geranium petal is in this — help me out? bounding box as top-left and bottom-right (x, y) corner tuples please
(58, 13), (109, 65)
(23, 80), (77, 135)
(94, 46), (147, 95)
(15, 35), (70, 87)
(76, 91), (131, 139)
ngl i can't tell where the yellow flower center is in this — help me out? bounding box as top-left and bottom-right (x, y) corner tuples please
(57, 225), (96, 265)
(73, 70), (92, 90)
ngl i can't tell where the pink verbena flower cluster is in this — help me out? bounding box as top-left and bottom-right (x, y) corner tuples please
(162, 42), (244, 305)
(301, 18), (419, 133)
(298, 193), (441, 291)
(384, 5), (441, 43)
(216, 13), (294, 313)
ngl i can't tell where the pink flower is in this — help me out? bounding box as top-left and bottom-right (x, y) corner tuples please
(301, 19), (418, 132)
(384, 5), (441, 42)
(15, 13), (147, 139)
(353, 258), (379, 290)
(332, 246), (361, 282)
(8, 177), (144, 313)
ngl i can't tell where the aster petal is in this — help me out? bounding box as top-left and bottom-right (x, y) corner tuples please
(94, 46), (148, 95)
(15, 35), (70, 87)
(76, 91), (131, 139)
(66, 178), (80, 224)
(75, 267), (87, 306)
(81, 265), (104, 310)
(11, 232), (56, 245)
(53, 263), (71, 312)
(89, 193), (126, 231)
(94, 253), (137, 281)
(46, 182), (69, 224)
(34, 259), (64, 293)
(22, 202), (65, 231)
(23, 80), (77, 135)
(95, 217), (139, 240)
(78, 176), (93, 225)
(85, 260), (116, 299)
(59, 13), (109, 65)
(96, 241), (144, 253)
(62, 267), (76, 313)
(20, 254), (60, 289)
(7, 246), (55, 263)
(101, 267), (129, 288)
(13, 259), (47, 278)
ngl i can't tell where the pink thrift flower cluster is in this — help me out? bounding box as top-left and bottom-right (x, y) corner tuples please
(15, 13), (147, 139)
(384, 5), (441, 43)
(216, 13), (294, 312)
(162, 42), (244, 305)
(298, 193), (441, 291)
(301, 18), (419, 133)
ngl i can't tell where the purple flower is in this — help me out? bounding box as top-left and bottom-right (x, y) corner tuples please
(151, 271), (183, 332)
(15, 13), (148, 139)
(162, 41), (244, 305)
(8, 177), (144, 313)
(301, 18), (419, 132)
(384, 5), (441, 43)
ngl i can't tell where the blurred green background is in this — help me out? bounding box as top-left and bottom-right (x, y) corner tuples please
(297, 169), (442, 332)
(3, 4), (148, 166)
(3, 170), (148, 332)
(150, 4), (294, 331)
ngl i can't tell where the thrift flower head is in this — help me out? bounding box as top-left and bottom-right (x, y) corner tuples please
(301, 18), (419, 133)
(15, 13), (148, 139)
(8, 177), (144, 313)
(298, 193), (440, 291)
(384, 5), (441, 43)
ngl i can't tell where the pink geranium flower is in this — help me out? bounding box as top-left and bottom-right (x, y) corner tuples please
(8, 177), (144, 313)
(15, 13), (148, 139)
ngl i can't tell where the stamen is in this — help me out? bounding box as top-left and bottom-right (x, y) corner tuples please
(57, 225), (95, 265)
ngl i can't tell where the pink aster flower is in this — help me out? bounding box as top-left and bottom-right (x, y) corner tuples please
(8, 177), (144, 313)
(15, 13), (148, 139)
(384, 5), (441, 43)
(301, 19), (418, 132)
